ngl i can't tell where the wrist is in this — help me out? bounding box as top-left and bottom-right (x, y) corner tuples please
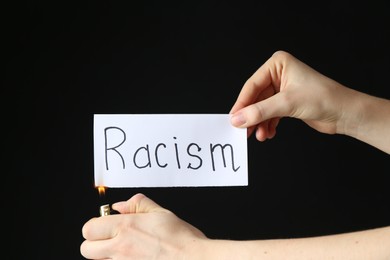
(335, 87), (364, 137)
(182, 237), (212, 260)
(337, 89), (390, 153)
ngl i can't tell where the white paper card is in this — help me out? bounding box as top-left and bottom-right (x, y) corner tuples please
(94, 114), (248, 187)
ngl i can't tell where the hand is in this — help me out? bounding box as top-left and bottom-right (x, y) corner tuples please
(80, 193), (207, 259)
(230, 50), (353, 141)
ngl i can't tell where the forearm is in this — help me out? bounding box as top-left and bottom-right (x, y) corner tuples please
(196, 226), (390, 260)
(338, 88), (390, 154)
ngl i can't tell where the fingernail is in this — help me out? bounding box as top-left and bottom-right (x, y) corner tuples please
(231, 112), (246, 126)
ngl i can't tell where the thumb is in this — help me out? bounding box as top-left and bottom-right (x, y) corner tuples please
(231, 92), (292, 128)
(112, 193), (166, 214)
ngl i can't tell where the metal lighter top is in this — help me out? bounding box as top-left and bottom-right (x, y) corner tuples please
(99, 204), (111, 216)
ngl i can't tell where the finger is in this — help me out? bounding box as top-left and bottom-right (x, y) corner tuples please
(230, 55), (278, 114)
(112, 193), (167, 214)
(230, 73), (272, 115)
(255, 121), (270, 141)
(231, 92), (292, 128)
(254, 117), (279, 141)
(82, 215), (121, 240)
(80, 239), (112, 260)
(232, 84), (275, 137)
(268, 117), (280, 139)
(247, 125), (256, 137)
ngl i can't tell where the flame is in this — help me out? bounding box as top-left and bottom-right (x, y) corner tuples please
(97, 186), (106, 197)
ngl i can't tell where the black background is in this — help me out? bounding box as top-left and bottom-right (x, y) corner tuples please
(5, 1), (390, 259)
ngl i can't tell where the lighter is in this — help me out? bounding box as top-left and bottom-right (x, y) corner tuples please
(99, 204), (111, 216)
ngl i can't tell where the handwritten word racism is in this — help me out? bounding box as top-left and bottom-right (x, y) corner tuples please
(104, 126), (240, 173)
